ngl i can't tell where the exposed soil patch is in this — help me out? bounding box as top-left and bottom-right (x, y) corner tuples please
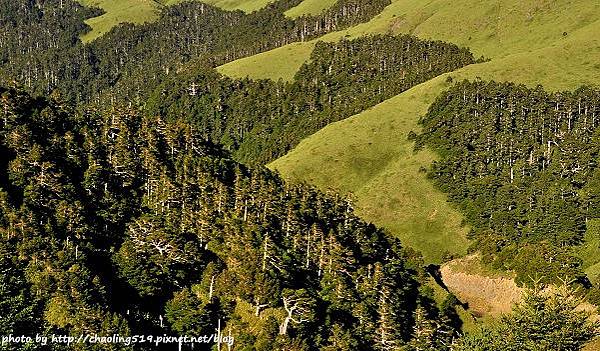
(584, 338), (600, 351)
(440, 255), (523, 316)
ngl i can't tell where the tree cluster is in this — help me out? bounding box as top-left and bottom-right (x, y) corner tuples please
(417, 80), (600, 286)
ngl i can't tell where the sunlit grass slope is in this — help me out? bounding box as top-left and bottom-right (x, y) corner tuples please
(268, 0), (600, 263)
(161, 0), (274, 12)
(270, 78), (470, 263)
(78, 0), (161, 42)
(284, 0), (337, 18)
(217, 42), (317, 81)
(580, 220), (600, 284)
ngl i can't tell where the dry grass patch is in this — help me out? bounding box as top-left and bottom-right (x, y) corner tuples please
(441, 255), (523, 316)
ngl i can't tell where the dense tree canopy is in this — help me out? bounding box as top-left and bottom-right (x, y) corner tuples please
(0, 85), (463, 350)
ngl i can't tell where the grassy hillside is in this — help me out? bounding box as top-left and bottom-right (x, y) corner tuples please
(266, 0), (600, 264)
(270, 77), (469, 263)
(217, 42), (317, 81)
(284, 0), (337, 18)
(218, 0), (600, 81)
(580, 220), (600, 284)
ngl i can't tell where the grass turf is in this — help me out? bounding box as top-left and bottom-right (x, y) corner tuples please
(284, 0), (337, 18)
(161, 0), (275, 12)
(579, 220), (600, 284)
(270, 77), (470, 263)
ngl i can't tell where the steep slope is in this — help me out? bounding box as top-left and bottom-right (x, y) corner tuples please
(268, 0), (600, 263)
(271, 77), (469, 263)
(0, 85), (444, 350)
(440, 256), (523, 316)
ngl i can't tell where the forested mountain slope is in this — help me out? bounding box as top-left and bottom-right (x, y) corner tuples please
(417, 81), (600, 286)
(1, 0), (473, 166)
(76, 0), (274, 43)
(0, 85), (462, 350)
(1, 82), (596, 349)
(269, 0), (600, 266)
(0, 0), (391, 104)
(0, 0), (599, 349)
(147, 34), (476, 164)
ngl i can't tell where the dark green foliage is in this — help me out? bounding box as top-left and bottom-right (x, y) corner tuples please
(0, 240), (42, 351)
(165, 289), (222, 335)
(0, 86), (136, 350)
(417, 80), (600, 285)
(0, 86), (452, 350)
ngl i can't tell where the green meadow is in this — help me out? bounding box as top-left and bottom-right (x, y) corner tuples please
(270, 78), (470, 263)
(284, 0), (337, 18)
(161, 0), (274, 12)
